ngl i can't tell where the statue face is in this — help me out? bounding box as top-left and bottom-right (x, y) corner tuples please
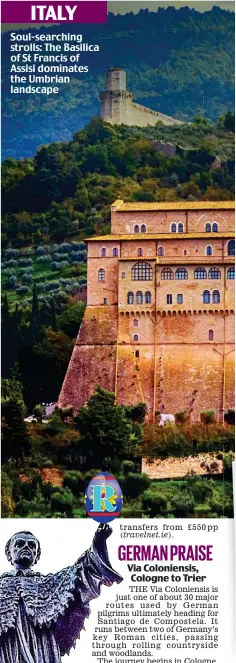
(10, 532), (38, 569)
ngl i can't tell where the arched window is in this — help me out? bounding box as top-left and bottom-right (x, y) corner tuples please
(136, 291), (143, 304)
(141, 224), (146, 233)
(194, 267), (207, 279)
(209, 267), (221, 279)
(175, 268), (188, 280)
(212, 223), (218, 232)
(171, 223), (177, 233)
(113, 247), (118, 257)
(228, 240), (235, 256)
(145, 291), (152, 304)
(127, 291), (134, 304)
(101, 248), (106, 257)
(209, 330), (214, 341)
(134, 224), (139, 234)
(133, 319), (138, 327)
(205, 223), (211, 233)
(137, 248), (143, 257)
(98, 268), (105, 281)
(135, 350), (139, 359)
(178, 223), (184, 233)
(131, 262), (153, 280)
(227, 267), (235, 279)
(206, 246), (212, 256)
(161, 268), (174, 280)
(158, 247), (164, 256)
(167, 294), (172, 304)
(203, 290), (210, 304)
(212, 290), (220, 303)
(134, 334), (139, 342)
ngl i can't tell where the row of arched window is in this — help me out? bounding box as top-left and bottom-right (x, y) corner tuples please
(99, 240), (235, 258)
(127, 291), (152, 304)
(161, 267), (235, 280)
(132, 222), (223, 234)
(98, 265), (235, 282)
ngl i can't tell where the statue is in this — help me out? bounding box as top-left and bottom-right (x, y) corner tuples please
(0, 525), (123, 663)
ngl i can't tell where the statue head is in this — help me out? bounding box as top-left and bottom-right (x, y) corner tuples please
(5, 531), (41, 570)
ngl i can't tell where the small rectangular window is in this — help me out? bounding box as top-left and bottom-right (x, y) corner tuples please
(122, 272), (125, 278)
(135, 350), (140, 359)
(103, 298), (108, 305)
(177, 294), (183, 304)
(167, 294), (172, 304)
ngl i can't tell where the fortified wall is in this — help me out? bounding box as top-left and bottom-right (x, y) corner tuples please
(58, 200), (235, 422)
(100, 68), (183, 127)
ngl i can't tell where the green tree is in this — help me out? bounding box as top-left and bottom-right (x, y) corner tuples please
(2, 378), (30, 463)
(74, 386), (141, 468)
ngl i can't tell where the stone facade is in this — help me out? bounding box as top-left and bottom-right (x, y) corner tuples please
(58, 200), (235, 423)
(100, 68), (183, 127)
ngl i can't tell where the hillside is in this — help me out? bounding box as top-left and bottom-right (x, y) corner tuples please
(2, 5), (234, 159)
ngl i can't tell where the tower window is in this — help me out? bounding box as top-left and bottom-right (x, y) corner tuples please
(205, 223), (211, 232)
(113, 247), (118, 256)
(227, 267), (235, 279)
(228, 240), (235, 256)
(101, 248), (106, 257)
(136, 291), (143, 304)
(175, 268), (188, 280)
(206, 246), (212, 256)
(98, 268), (105, 281)
(137, 248), (143, 257)
(127, 291), (134, 304)
(133, 319), (138, 327)
(131, 262), (153, 281)
(203, 290), (210, 304)
(103, 298), (108, 305)
(122, 272), (125, 278)
(134, 224), (139, 234)
(212, 223), (218, 232)
(135, 350), (140, 359)
(161, 268), (174, 280)
(209, 267), (221, 279)
(167, 294), (172, 304)
(134, 334), (139, 342)
(184, 249), (187, 255)
(141, 224), (147, 233)
(195, 267), (207, 279)
(171, 223), (177, 233)
(177, 294), (183, 304)
(212, 290), (220, 303)
(158, 247), (164, 256)
(209, 330), (214, 341)
(145, 291), (152, 304)
(178, 223), (184, 233)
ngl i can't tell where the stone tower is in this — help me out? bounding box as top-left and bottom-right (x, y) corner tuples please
(100, 67), (183, 127)
(99, 68), (132, 125)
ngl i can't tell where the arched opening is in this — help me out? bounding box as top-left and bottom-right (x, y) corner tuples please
(158, 247), (164, 256)
(137, 248), (143, 257)
(141, 224), (147, 233)
(134, 334), (139, 342)
(178, 223), (184, 233)
(212, 290), (220, 303)
(227, 267), (235, 279)
(145, 291), (152, 304)
(161, 268), (174, 280)
(171, 223), (177, 233)
(136, 291), (143, 304)
(209, 329), (214, 341)
(134, 224), (139, 234)
(212, 223), (218, 232)
(127, 291), (134, 304)
(113, 247), (118, 257)
(209, 267), (221, 279)
(98, 268), (105, 281)
(206, 246), (212, 256)
(133, 319), (138, 327)
(131, 262), (153, 280)
(195, 267), (207, 279)
(203, 290), (210, 304)
(228, 240), (235, 256)
(175, 268), (188, 280)
(101, 248), (106, 257)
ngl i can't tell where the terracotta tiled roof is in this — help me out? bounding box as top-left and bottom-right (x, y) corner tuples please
(111, 199), (235, 212)
(87, 232), (234, 241)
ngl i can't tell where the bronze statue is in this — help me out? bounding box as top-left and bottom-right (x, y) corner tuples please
(0, 524), (122, 662)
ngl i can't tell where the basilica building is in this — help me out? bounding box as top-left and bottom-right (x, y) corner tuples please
(58, 200), (235, 422)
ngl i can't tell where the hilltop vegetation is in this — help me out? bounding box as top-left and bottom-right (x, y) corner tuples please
(2, 5), (234, 158)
